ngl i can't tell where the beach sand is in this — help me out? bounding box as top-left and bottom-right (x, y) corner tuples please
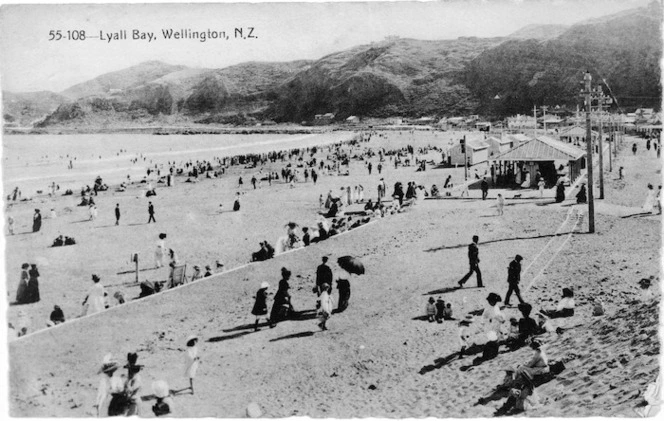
(5, 131), (660, 417)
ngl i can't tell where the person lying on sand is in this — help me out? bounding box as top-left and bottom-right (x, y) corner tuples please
(539, 287), (575, 318)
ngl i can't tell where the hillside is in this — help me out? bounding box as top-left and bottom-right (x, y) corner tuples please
(61, 61), (188, 100)
(2, 91), (69, 126)
(6, 2), (662, 129)
(464, 1), (662, 117)
(267, 37), (502, 122)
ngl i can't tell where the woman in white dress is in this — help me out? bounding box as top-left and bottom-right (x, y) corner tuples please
(643, 183), (656, 213)
(184, 335), (200, 394)
(96, 355), (123, 417)
(83, 274), (107, 315)
(155, 234), (166, 268)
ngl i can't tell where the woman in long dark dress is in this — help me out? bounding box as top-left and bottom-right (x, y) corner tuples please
(27, 263), (40, 303)
(270, 268), (293, 326)
(32, 209), (42, 232)
(251, 282), (270, 331)
(555, 181), (565, 203)
(15, 263), (30, 304)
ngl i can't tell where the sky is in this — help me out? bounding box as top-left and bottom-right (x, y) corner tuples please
(0, 0), (654, 93)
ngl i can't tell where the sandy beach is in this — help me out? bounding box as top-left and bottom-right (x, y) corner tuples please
(4, 130), (661, 417)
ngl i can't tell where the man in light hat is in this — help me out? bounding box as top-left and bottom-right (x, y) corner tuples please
(504, 254), (525, 307)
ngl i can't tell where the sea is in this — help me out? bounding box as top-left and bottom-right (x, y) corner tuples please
(2, 131), (358, 195)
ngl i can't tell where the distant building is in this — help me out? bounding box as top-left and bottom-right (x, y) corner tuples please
(507, 114), (536, 130)
(387, 117), (403, 125)
(314, 113), (335, 120)
(346, 115), (360, 124)
(485, 134), (515, 158)
(448, 137), (489, 166)
(108, 88), (123, 95)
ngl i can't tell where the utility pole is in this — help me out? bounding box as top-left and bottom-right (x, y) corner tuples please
(608, 114), (613, 172)
(583, 71), (595, 233)
(542, 105), (549, 134)
(533, 105), (538, 136)
(596, 97), (604, 200)
(462, 135), (468, 180)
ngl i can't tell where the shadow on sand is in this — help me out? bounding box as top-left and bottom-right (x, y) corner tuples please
(269, 331), (315, 342)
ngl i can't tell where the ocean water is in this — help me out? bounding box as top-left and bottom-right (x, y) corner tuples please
(2, 131), (357, 194)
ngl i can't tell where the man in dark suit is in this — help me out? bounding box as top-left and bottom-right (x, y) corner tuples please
(458, 235), (482, 288)
(504, 254), (525, 306)
(315, 256), (333, 309)
(115, 204), (121, 225)
(481, 177), (489, 200)
(148, 202), (156, 223)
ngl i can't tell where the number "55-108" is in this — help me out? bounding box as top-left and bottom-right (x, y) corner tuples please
(48, 30), (86, 41)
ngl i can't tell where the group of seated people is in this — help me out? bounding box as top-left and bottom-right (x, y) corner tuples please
(252, 241), (276, 262)
(468, 288), (576, 415)
(51, 235), (76, 247)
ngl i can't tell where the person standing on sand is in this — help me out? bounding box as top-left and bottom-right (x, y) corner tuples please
(147, 202), (156, 223)
(32, 209), (42, 232)
(538, 178), (545, 198)
(7, 215), (15, 235)
(458, 235), (482, 288)
(251, 281), (270, 331)
(315, 256), (333, 308)
(496, 193), (505, 216)
(632, 143), (638, 155)
(317, 283), (333, 331)
(27, 263), (40, 303)
(15, 263), (30, 304)
(184, 335), (200, 394)
(115, 204), (121, 225)
(96, 355), (123, 417)
(155, 233), (166, 268)
(481, 177), (489, 200)
(643, 183), (656, 214)
(504, 255), (525, 307)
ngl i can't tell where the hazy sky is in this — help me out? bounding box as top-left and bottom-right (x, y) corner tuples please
(0, 0), (653, 93)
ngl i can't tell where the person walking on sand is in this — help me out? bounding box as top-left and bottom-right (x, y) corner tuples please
(317, 283), (333, 331)
(458, 235), (482, 288)
(632, 143), (638, 155)
(504, 255), (525, 307)
(115, 204), (121, 225)
(184, 335), (200, 394)
(82, 274), (107, 315)
(147, 202), (156, 223)
(481, 177), (489, 200)
(496, 193), (505, 216)
(251, 281), (270, 331)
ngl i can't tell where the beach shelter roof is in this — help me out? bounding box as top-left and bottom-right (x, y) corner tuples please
(466, 139), (489, 150)
(560, 125), (597, 137)
(486, 135), (513, 145)
(492, 135), (585, 162)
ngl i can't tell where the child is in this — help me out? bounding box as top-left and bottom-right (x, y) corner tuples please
(435, 297), (445, 323)
(426, 297), (436, 322)
(184, 335), (200, 394)
(251, 282), (270, 331)
(318, 283), (333, 331)
(458, 324), (471, 358)
(151, 380), (174, 416)
(496, 193), (505, 215)
(443, 302), (454, 320)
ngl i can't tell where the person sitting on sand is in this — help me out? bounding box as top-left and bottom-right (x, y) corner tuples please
(364, 199), (374, 211)
(512, 340), (549, 383)
(47, 305), (65, 327)
(443, 302), (454, 320)
(431, 184), (440, 197)
(540, 287), (575, 318)
(151, 380), (174, 416)
(517, 303), (540, 343)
